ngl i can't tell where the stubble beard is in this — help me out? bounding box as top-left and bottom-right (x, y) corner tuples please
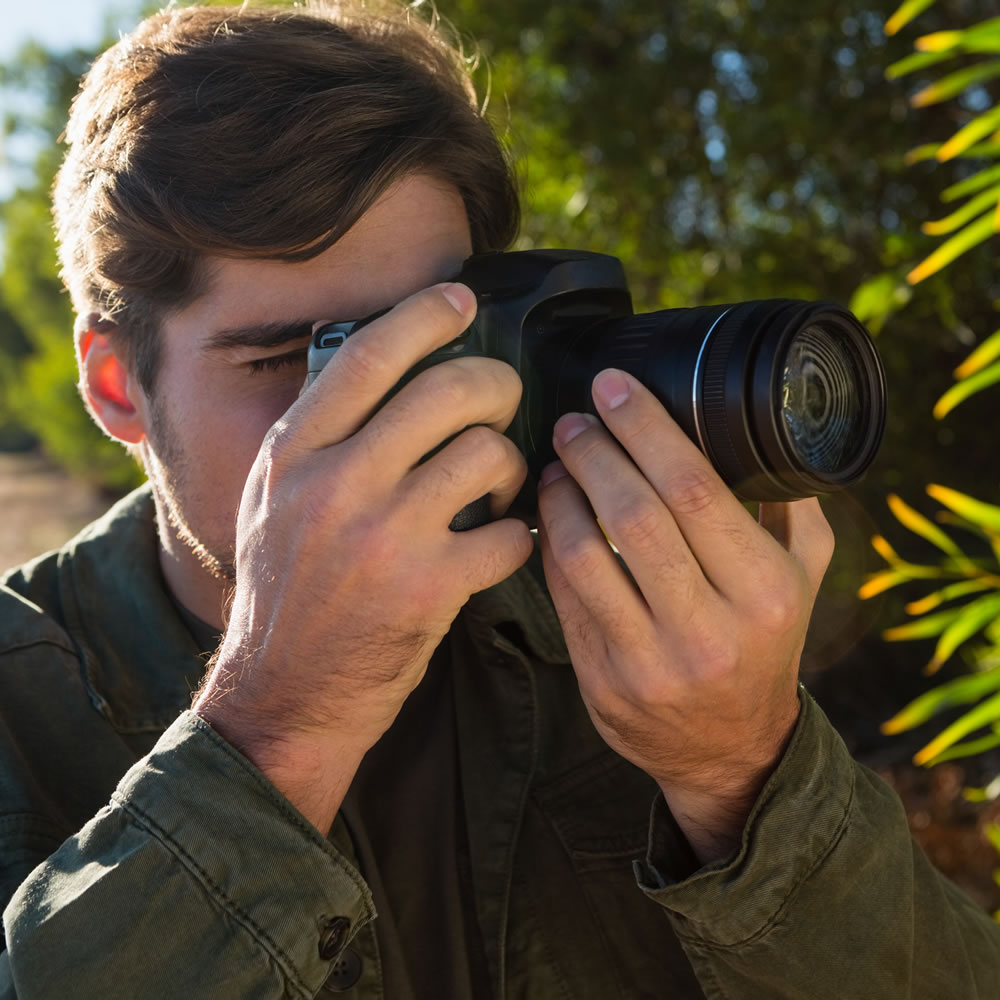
(143, 392), (238, 585)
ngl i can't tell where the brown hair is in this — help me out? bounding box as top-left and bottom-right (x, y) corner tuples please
(53, 1), (519, 393)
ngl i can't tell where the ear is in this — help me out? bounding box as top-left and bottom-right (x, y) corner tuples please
(76, 323), (147, 445)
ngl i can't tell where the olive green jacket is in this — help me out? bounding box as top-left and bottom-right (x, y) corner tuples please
(0, 487), (998, 998)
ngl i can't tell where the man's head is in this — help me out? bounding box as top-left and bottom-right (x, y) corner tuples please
(55, 1), (518, 397)
(55, 2), (519, 613)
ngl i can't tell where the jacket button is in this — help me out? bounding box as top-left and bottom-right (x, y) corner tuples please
(321, 947), (363, 993)
(318, 916), (351, 960)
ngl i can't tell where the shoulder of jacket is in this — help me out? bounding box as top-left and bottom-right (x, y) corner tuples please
(0, 581), (76, 659)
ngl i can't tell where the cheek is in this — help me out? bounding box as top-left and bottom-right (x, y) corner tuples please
(164, 374), (301, 498)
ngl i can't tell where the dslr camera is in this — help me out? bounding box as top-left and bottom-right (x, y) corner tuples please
(308, 249), (886, 529)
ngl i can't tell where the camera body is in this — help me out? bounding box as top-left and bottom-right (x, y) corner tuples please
(308, 249), (886, 528)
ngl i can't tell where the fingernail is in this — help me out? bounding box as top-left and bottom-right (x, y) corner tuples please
(539, 461), (569, 487)
(441, 282), (476, 317)
(593, 369), (631, 410)
(554, 412), (596, 447)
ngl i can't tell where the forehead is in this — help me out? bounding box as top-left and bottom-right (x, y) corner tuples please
(162, 174), (472, 350)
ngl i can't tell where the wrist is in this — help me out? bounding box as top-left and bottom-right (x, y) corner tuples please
(658, 697), (802, 866)
(193, 694), (364, 837)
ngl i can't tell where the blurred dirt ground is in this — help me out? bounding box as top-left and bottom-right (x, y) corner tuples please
(0, 451), (113, 572)
(1, 448), (999, 916)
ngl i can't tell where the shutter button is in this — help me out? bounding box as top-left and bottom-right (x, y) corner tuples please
(321, 947), (363, 993)
(318, 916), (351, 960)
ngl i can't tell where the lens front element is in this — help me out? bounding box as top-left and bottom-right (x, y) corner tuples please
(781, 323), (868, 476)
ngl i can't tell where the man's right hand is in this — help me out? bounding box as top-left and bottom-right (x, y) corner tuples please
(192, 282), (533, 834)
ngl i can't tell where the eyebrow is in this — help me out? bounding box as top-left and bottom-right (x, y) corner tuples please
(202, 320), (315, 353)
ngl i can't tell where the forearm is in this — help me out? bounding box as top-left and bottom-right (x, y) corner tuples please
(2, 713), (374, 999)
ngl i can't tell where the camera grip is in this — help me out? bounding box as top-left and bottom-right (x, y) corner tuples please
(448, 495), (492, 532)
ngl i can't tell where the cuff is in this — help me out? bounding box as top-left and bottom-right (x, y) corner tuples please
(111, 710), (376, 994)
(633, 686), (855, 947)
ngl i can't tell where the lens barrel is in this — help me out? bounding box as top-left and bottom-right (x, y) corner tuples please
(558, 299), (886, 502)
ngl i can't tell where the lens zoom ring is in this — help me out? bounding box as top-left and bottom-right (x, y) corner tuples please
(699, 314), (746, 482)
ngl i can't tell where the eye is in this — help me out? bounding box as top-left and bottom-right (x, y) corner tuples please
(246, 349), (307, 375)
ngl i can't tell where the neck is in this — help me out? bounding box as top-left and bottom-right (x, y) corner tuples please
(151, 490), (229, 631)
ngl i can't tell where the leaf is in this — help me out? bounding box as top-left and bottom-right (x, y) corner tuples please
(858, 569), (912, 599)
(901, 140), (1000, 165)
(885, 0), (938, 36)
(921, 184), (1000, 235)
(913, 689), (1000, 764)
(887, 493), (966, 556)
(935, 511), (993, 540)
(934, 360), (1000, 418)
(927, 592), (1000, 674)
(915, 31), (965, 53)
(963, 774), (1000, 803)
(848, 274), (911, 333)
(954, 327), (1000, 377)
(882, 666), (1000, 733)
(927, 485), (1000, 531)
(906, 578), (997, 615)
(907, 210), (997, 284)
(924, 729), (1000, 763)
(917, 19), (1000, 52)
(887, 49), (957, 80)
(987, 822), (1000, 853)
(882, 605), (967, 641)
(943, 165), (1000, 202)
(872, 533), (902, 564)
(911, 61), (1000, 107)
(937, 106), (1000, 161)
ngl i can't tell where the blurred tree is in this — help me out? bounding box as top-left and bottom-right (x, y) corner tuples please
(1, 0), (997, 508)
(437, 0), (998, 516)
(0, 40), (144, 490)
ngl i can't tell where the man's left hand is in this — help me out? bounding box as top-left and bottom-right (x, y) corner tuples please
(536, 367), (835, 866)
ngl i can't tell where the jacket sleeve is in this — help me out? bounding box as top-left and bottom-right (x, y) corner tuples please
(634, 688), (1000, 999)
(1, 712), (376, 1000)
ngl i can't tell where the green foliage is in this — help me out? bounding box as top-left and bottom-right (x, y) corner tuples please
(0, 39), (144, 490)
(863, 483), (1000, 758)
(874, 0), (1000, 912)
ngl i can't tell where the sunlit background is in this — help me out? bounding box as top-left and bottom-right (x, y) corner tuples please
(1, 0), (142, 198)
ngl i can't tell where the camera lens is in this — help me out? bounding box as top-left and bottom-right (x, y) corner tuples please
(558, 299), (886, 501)
(780, 322), (869, 476)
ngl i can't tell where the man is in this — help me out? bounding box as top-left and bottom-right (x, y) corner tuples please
(0, 3), (997, 997)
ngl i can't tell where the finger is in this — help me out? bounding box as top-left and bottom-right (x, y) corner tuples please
(450, 515), (535, 596)
(273, 282), (477, 453)
(759, 498), (835, 599)
(354, 355), (522, 480)
(587, 368), (785, 598)
(403, 425), (528, 526)
(548, 412), (712, 622)
(536, 465), (653, 650)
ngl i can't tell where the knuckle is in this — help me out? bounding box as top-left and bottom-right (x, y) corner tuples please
(554, 532), (606, 584)
(428, 361), (474, 410)
(691, 629), (740, 679)
(663, 466), (718, 517)
(339, 336), (389, 385)
(261, 419), (295, 461)
(753, 572), (805, 633)
(614, 495), (664, 551)
(470, 425), (515, 468)
(492, 359), (524, 403)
